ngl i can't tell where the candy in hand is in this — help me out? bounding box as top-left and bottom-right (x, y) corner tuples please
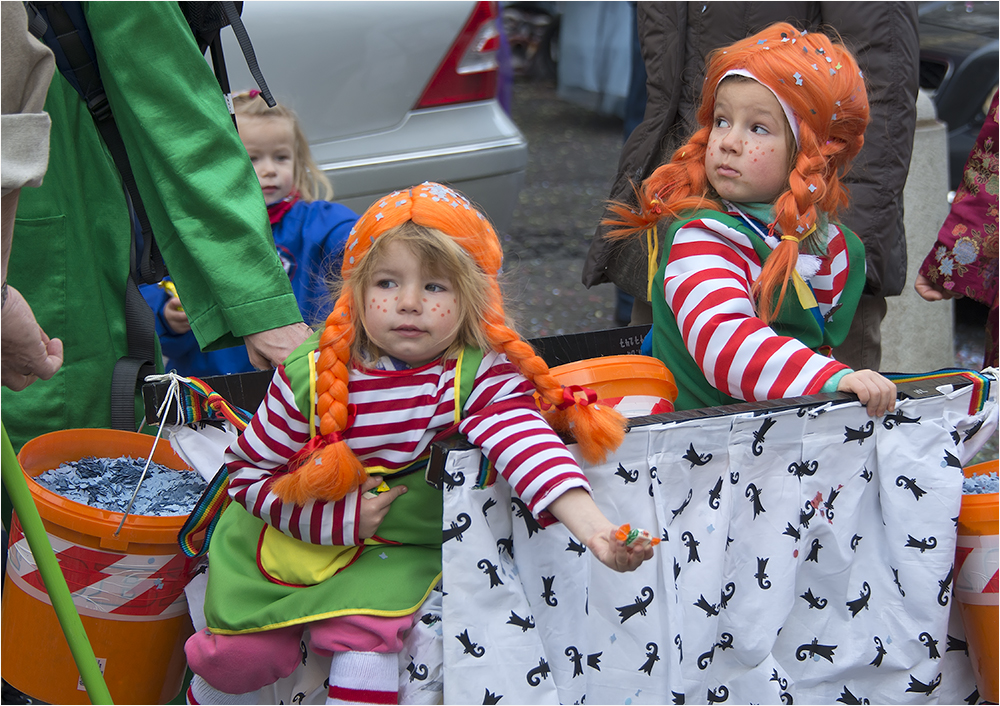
(362, 480), (392, 499)
(615, 523), (660, 547)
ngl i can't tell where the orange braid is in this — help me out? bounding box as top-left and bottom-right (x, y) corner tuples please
(483, 301), (627, 464)
(603, 128), (715, 240)
(272, 294), (367, 504)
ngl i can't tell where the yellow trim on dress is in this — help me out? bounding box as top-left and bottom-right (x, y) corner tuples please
(646, 225), (659, 301)
(454, 349), (466, 426)
(791, 270), (818, 310)
(308, 349), (317, 439)
(205, 570), (444, 635)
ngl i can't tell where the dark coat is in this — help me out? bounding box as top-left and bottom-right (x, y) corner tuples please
(583, 1), (920, 301)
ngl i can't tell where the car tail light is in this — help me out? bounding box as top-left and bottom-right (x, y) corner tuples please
(415, 1), (499, 109)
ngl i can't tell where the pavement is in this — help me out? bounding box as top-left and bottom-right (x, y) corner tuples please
(498, 77), (625, 341)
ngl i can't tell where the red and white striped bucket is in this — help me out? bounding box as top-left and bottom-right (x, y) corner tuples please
(956, 459), (998, 702)
(1, 428), (205, 704)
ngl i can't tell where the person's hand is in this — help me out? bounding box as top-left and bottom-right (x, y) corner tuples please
(837, 370), (897, 417)
(914, 273), (962, 302)
(586, 522), (655, 572)
(546, 487), (654, 573)
(1, 286), (63, 390)
(163, 297), (191, 334)
(245, 322), (312, 369)
(357, 475), (407, 540)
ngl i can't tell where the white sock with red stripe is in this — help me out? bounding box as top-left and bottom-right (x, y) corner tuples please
(326, 651), (399, 705)
(187, 674), (259, 705)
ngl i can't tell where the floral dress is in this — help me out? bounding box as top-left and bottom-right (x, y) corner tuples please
(919, 93), (999, 367)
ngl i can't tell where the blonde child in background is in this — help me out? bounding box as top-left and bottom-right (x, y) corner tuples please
(604, 22), (896, 417)
(182, 182), (653, 705)
(144, 91), (357, 376)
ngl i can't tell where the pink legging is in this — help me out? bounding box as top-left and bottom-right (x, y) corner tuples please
(186, 613), (415, 694)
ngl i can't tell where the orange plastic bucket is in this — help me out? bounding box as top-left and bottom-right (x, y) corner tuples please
(2, 428), (205, 704)
(955, 458), (998, 703)
(541, 355), (678, 418)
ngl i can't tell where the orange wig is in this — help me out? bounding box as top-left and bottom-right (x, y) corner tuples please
(272, 182), (628, 504)
(604, 22), (869, 323)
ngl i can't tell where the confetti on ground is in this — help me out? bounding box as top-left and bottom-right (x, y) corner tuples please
(34, 456), (208, 516)
(962, 471), (998, 495)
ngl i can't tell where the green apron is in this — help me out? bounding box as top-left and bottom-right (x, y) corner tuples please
(204, 338), (482, 634)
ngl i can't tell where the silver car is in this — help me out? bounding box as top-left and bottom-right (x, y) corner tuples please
(222, 0), (528, 231)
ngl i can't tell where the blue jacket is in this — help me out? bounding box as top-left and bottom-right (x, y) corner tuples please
(141, 200), (357, 377)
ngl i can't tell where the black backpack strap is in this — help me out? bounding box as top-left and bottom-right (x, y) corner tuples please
(111, 262), (158, 431)
(29, 1), (166, 286)
(217, 1), (275, 107)
(179, 0), (276, 118)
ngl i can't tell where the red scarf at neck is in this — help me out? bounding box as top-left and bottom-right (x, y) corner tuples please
(267, 193), (300, 225)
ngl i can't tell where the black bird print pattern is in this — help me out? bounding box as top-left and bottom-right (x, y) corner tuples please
(905, 535), (937, 553)
(846, 582), (872, 617)
(506, 611), (535, 631)
(478, 558), (503, 587)
(752, 417), (776, 455)
(883, 410), (921, 429)
(895, 475), (927, 500)
(616, 587), (655, 623)
(843, 421), (874, 445)
(746, 483), (766, 518)
(683, 443), (713, 468)
(918, 632), (941, 659)
(615, 463), (640, 484)
(788, 459), (819, 478)
(682, 531), (701, 563)
(541, 575), (558, 606)
(801, 587), (828, 609)
(565, 646), (583, 677)
(709, 476), (723, 509)
(870, 636), (887, 667)
(525, 658), (551, 686)
(905, 673), (942, 695)
(431, 384), (985, 705)
(756, 557), (772, 589)
(836, 685), (870, 704)
(639, 642), (660, 675)
(796, 637), (837, 663)
(510, 497), (543, 537)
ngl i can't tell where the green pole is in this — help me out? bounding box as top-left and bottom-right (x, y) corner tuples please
(1, 424), (114, 705)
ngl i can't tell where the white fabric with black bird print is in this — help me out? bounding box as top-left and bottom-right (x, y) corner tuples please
(440, 378), (996, 704)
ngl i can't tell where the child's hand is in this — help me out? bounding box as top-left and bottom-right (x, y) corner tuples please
(588, 522), (655, 572)
(837, 370), (896, 417)
(547, 488), (655, 573)
(164, 297), (191, 334)
(358, 475), (407, 540)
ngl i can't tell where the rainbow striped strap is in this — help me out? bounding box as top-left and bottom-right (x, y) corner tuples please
(180, 376), (252, 431)
(178, 465), (231, 558)
(886, 369), (992, 415)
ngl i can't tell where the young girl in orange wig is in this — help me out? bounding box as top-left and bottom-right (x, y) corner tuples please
(184, 182), (651, 705)
(604, 22), (896, 416)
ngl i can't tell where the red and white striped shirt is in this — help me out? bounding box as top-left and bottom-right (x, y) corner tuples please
(224, 351), (589, 545)
(662, 212), (852, 402)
